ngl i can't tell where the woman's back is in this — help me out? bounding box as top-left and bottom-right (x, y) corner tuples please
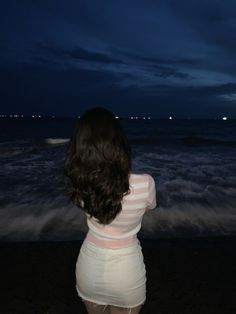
(85, 173), (157, 249)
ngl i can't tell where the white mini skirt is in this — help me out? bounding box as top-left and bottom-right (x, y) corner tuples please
(75, 238), (146, 310)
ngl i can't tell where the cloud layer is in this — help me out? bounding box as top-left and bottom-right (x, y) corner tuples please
(0, 1), (236, 117)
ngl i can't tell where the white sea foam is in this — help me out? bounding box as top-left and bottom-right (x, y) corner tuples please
(45, 138), (70, 144)
(0, 187), (236, 241)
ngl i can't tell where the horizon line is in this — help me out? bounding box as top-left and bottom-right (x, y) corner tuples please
(0, 115), (235, 120)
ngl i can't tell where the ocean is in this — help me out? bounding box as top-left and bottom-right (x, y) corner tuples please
(0, 117), (236, 242)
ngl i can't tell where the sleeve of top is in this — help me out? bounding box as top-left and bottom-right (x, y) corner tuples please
(146, 174), (157, 211)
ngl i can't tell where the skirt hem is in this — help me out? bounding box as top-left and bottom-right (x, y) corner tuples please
(75, 285), (146, 308)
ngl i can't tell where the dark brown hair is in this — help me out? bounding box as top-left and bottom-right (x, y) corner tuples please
(64, 107), (132, 225)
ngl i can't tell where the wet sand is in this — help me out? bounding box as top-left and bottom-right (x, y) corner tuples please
(0, 235), (235, 313)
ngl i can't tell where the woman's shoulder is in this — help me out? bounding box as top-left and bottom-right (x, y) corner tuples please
(130, 172), (151, 178)
(129, 172), (150, 183)
(129, 173), (156, 191)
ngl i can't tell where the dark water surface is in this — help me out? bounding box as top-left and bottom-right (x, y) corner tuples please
(0, 117), (236, 241)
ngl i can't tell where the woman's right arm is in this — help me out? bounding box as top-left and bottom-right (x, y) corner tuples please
(146, 174), (157, 211)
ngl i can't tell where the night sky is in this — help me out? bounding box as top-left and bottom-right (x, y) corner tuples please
(1, 0), (236, 118)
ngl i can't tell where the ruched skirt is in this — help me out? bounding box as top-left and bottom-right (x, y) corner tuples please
(75, 238), (146, 310)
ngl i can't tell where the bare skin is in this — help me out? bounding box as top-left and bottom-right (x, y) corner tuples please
(83, 300), (143, 314)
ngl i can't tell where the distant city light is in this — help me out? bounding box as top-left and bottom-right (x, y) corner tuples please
(2, 114), (232, 120)
(130, 116), (151, 119)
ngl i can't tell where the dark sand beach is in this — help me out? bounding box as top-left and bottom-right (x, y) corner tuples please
(0, 236), (235, 314)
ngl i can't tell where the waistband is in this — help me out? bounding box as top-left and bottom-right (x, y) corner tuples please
(83, 234), (141, 253)
(85, 231), (139, 250)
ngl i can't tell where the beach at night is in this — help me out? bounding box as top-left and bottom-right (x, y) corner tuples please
(1, 1), (236, 313)
(0, 117), (236, 313)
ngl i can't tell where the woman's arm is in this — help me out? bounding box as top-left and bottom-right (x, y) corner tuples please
(146, 174), (157, 211)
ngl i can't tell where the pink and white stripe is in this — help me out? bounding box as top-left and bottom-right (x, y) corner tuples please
(85, 173), (157, 248)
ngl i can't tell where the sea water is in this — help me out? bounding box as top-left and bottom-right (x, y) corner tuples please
(0, 117), (236, 241)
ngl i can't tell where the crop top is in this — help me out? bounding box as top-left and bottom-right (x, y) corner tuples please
(84, 173), (157, 249)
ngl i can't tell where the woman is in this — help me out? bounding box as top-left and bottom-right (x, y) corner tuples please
(64, 107), (157, 314)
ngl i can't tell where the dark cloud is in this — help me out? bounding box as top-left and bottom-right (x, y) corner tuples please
(120, 50), (201, 66)
(152, 65), (193, 80)
(25, 40), (194, 83)
(145, 82), (236, 105)
(64, 46), (123, 64)
(31, 41), (124, 64)
(1, 58), (235, 118)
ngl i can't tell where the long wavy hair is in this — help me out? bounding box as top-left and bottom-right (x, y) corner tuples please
(64, 107), (132, 225)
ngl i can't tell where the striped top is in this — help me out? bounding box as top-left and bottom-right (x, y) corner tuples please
(84, 173), (157, 249)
